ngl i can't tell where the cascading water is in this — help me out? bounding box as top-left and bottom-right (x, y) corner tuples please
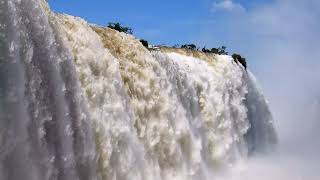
(0, 0), (277, 180)
(0, 0), (97, 179)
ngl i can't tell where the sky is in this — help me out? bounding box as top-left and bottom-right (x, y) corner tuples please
(48, 0), (320, 178)
(48, 0), (269, 47)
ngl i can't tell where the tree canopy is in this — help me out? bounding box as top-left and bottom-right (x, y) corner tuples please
(181, 44), (198, 50)
(107, 22), (133, 34)
(232, 53), (247, 69)
(140, 39), (149, 48)
(201, 46), (228, 55)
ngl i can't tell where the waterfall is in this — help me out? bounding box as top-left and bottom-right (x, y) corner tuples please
(0, 0), (96, 179)
(0, 0), (277, 180)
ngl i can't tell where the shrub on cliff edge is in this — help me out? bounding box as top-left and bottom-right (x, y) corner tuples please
(107, 22), (133, 34)
(232, 53), (247, 69)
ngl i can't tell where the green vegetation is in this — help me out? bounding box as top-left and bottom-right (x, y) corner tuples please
(232, 53), (247, 69)
(181, 44), (198, 50)
(140, 39), (149, 48)
(201, 47), (211, 53)
(107, 22), (133, 34)
(105, 23), (247, 69)
(202, 46), (228, 55)
(212, 46), (228, 55)
(180, 44), (247, 69)
(180, 44), (228, 55)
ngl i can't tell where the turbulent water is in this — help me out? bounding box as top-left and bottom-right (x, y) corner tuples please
(0, 0), (276, 180)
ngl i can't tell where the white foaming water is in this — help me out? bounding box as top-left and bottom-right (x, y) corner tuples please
(0, 0), (276, 180)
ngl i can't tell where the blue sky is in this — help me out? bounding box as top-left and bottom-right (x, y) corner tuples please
(48, 0), (269, 47)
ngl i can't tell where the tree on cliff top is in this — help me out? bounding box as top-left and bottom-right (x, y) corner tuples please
(181, 44), (198, 50)
(232, 53), (247, 69)
(210, 46), (228, 55)
(107, 22), (133, 34)
(140, 39), (149, 48)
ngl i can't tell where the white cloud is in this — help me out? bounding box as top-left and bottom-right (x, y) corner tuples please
(211, 0), (245, 13)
